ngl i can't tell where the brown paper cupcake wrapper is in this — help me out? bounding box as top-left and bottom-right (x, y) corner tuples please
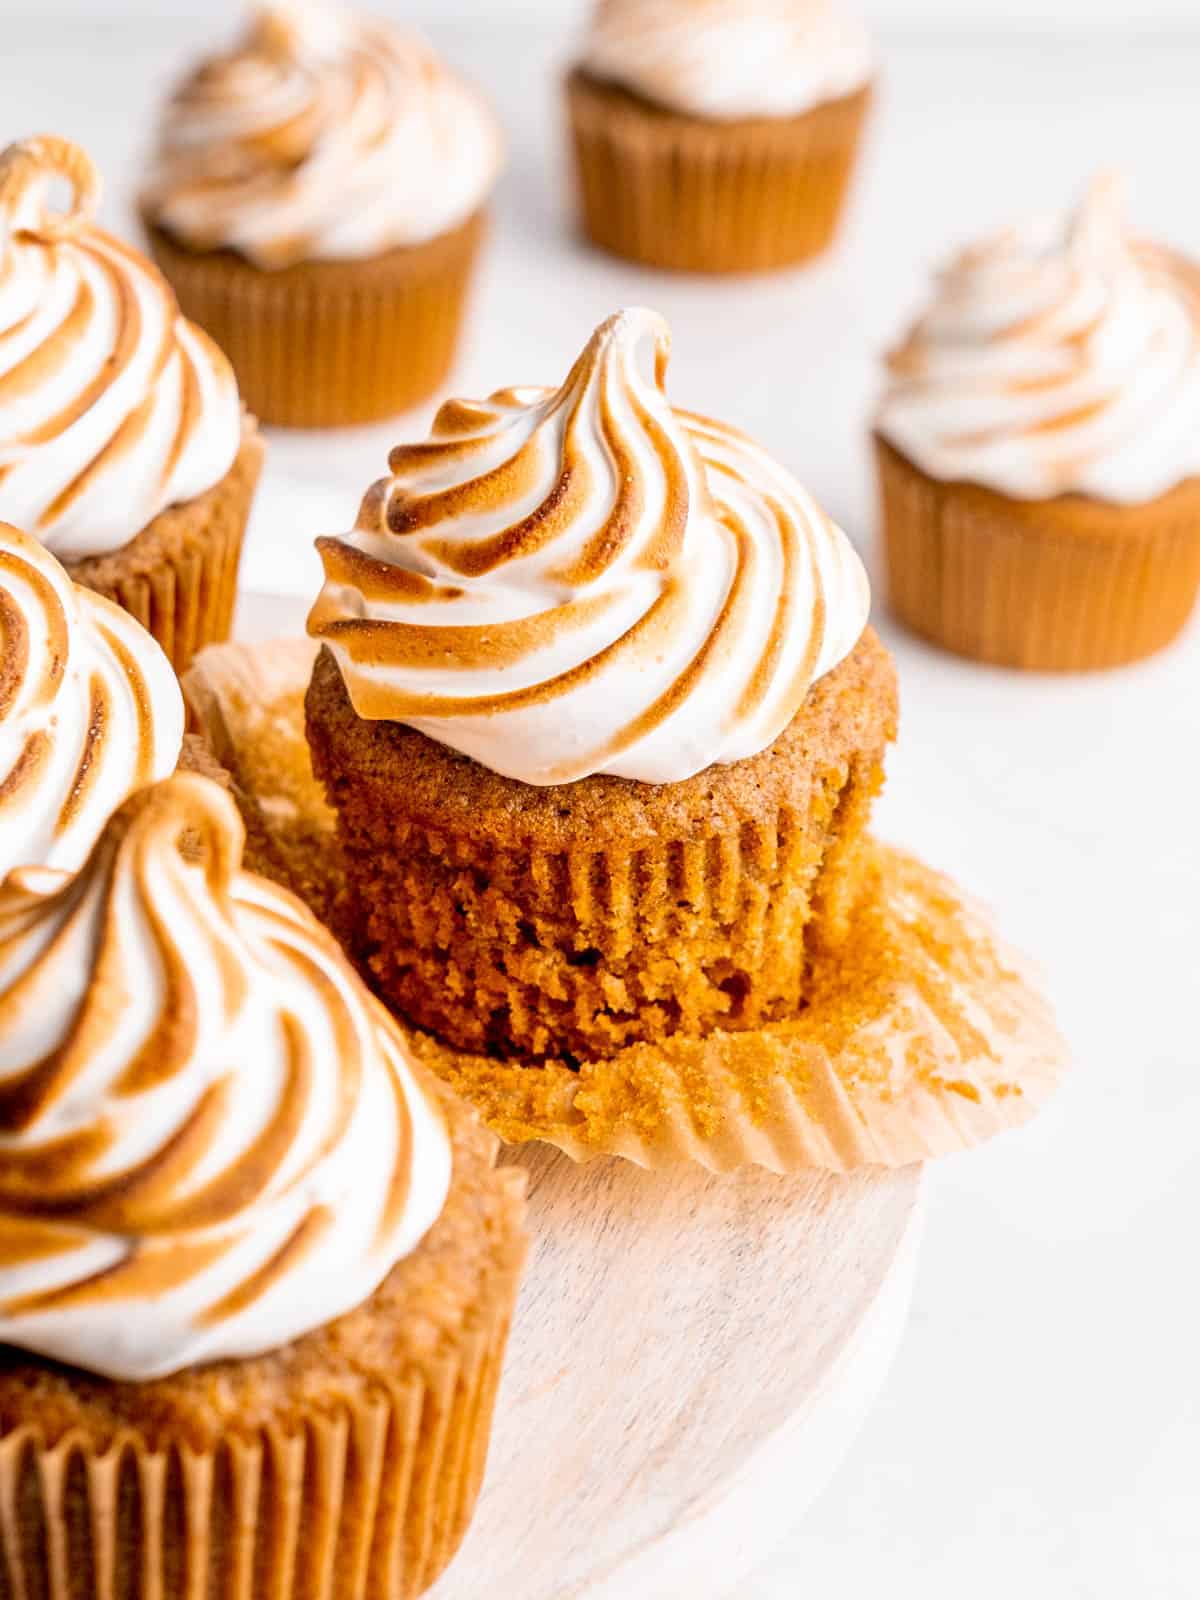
(566, 69), (871, 273)
(0, 1310), (514, 1600)
(876, 434), (1200, 670)
(64, 423), (263, 676)
(145, 214), (487, 429)
(184, 639), (1068, 1175)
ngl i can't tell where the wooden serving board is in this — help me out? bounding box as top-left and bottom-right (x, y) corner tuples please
(231, 592), (924, 1599)
(433, 1147), (924, 1600)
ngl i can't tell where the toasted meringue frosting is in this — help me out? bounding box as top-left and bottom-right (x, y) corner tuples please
(309, 308), (870, 786)
(0, 774), (451, 1381)
(876, 174), (1200, 504)
(0, 136), (242, 561)
(143, 1), (503, 269)
(0, 522), (183, 881)
(581, 0), (873, 120)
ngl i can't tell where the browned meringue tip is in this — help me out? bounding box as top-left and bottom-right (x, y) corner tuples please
(185, 638), (1068, 1176)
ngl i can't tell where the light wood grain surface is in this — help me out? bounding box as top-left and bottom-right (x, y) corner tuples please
(428, 1148), (924, 1599)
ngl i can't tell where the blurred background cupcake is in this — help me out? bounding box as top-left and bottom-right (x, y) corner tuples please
(141, 0), (504, 428)
(875, 174), (1200, 670)
(0, 136), (262, 673)
(566, 0), (874, 273)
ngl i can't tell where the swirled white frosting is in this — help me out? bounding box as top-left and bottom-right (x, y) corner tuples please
(0, 136), (243, 561)
(581, 0), (873, 120)
(876, 174), (1200, 503)
(144, 1), (503, 269)
(309, 308), (870, 786)
(0, 774), (451, 1381)
(0, 521), (183, 881)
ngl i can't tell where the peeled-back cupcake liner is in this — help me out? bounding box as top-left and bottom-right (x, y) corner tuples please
(64, 423), (264, 676)
(566, 70), (871, 273)
(410, 844), (1068, 1173)
(876, 434), (1200, 671)
(0, 1303), (516, 1600)
(144, 214), (487, 429)
(184, 639), (1068, 1176)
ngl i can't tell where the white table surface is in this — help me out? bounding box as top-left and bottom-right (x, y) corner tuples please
(6, 15), (1200, 1598)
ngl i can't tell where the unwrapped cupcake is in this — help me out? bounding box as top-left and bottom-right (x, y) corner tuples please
(141, 0), (503, 428)
(0, 136), (263, 673)
(300, 308), (1066, 1172)
(0, 772), (525, 1598)
(567, 0), (874, 272)
(876, 174), (1200, 669)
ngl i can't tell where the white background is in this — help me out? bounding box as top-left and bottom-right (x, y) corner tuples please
(7, 0), (1200, 26)
(3, 5), (1200, 1600)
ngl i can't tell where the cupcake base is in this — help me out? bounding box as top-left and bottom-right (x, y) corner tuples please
(566, 69), (872, 274)
(0, 1084), (526, 1600)
(876, 434), (1200, 670)
(304, 634), (897, 1063)
(144, 214), (488, 429)
(64, 421), (263, 676)
(184, 638), (1068, 1175)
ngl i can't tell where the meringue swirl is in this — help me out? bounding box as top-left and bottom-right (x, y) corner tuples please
(0, 521), (183, 881)
(582, 0), (873, 120)
(0, 773), (451, 1381)
(0, 136), (242, 561)
(876, 174), (1200, 503)
(144, 1), (503, 269)
(309, 308), (870, 786)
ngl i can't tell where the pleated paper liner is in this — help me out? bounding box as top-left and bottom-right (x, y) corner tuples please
(876, 434), (1200, 670)
(144, 213), (487, 429)
(0, 1092), (527, 1600)
(63, 420), (263, 676)
(183, 637), (1068, 1175)
(565, 69), (872, 273)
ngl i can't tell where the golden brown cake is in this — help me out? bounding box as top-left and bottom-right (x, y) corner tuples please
(0, 136), (262, 674)
(875, 175), (1200, 670)
(306, 308), (883, 1070)
(307, 631), (895, 1059)
(567, 1), (874, 273)
(0, 775), (525, 1598)
(141, 3), (502, 428)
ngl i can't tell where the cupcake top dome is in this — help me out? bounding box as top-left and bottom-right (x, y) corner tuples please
(581, 0), (874, 120)
(309, 307), (870, 787)
(877, 173), (1200, 503)
(143, 0), (503, 269)
(0, 522), (183, 880)
(0, 136), (242, 561)
(0, 773), (451, 1381)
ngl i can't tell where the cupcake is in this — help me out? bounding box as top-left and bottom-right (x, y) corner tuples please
(0, 773), (526, 1597)
(307, 306), (888, 1054)
(141, 1), (503, 428)
(0, 520), (184, 877)
(567, 0), (874, 273)
(0, 136), (262, 675)
(876, 174), (1200, 670)
(300, 309), (1069, 1172)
